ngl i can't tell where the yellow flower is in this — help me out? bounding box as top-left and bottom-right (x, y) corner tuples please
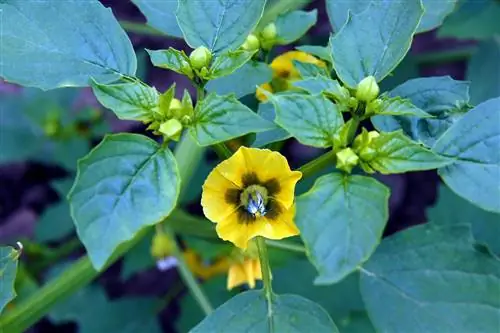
(256, 51), (326, 101)
(227, 258), (262, 290)
(183, 249), (230, 280)
(201, 146), (302, 249)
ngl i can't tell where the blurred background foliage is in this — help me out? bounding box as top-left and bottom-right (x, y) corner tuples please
(1, 0), (499, 332)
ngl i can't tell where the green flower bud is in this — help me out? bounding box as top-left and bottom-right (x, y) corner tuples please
(189, 46), (212, 70)
(261, 23), (277, 41)
(356, 76), (379, 102)
(365, 98), (383, 116)
(169, 98), (183, 118)
(353, 128), (380, 151)
(150, 232), (175, 259)
(336, 148), (359, 173)
(242, 34), (260, 51)
(159, 118), (183, 141)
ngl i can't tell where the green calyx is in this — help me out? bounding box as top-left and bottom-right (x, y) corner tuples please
(242, 34), (260, 51)
(159, 118), (183, 141)
(189, 46), (212, 70)
(335, 147), (359, 173)
(356, 76), (380, 102)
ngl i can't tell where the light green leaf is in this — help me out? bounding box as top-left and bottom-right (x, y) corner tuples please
(206, 61), (272, 98)
(374, 96), (431, 118)
(293, 61), (329, 79)
(438, 0), (500, 40)
(293, 77), (349, 103)
(192, 290), (338, 332)
(35, 202), (74, 243)
(296, 173), (389, 284)
(275, 10), (317, 45)
(0, 0), (136, 90)
(147, 48), (193, 78)
(326, 0), (453, 34)
(365, 131), (452, 174)
(0, 246), (20, 314)
(208, 50), (255, 79)
(176, 0), (266, 54)
(296, 45), (332, 63)
(190, 93), (274, 146)
(434, 97), (500, 213)
(329, 1), (423, 87)
(372, 76), (470, 147)
(360, 223), (500, 333)
(69, 133), (180, 270)
(49, 285), (162, 333)
(466, 37), (500, 105)
(428, 184), (500, 257)
(270, 94), (344, 147)
(252, 102), (291, 148)
(131, 0), (183, 38)
(91, 79), (159, 121)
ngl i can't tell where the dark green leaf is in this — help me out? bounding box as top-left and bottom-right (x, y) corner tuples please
(146, 48), (193, 78)
(296, 45), (332, 63)
(275, 10), (317, 45)
(329, 1), (423, 87)
(360, 223), (500, 333)
(192, 290), (338, 332)
(0, 0), (136, 90)
(252, 102), (291, 148)
(372, 76), (470, 147)
(190, 93), (273, 146)
(466, 37), (500, 105)
(131, 0), (183, 38)
(428, 184), (500, 256)
(176, 0), (266, 54)
(366, 131), (451, 174)
(206, 61), (272, 98)
(0, 246), (20, 314)
(35, 202), (74, 243)
(296, 173), (389, 284)
(293, 77), (345, 98)
(69, 133), (180, 269)
(208, 50), (255, 79)
(91, 79), (159, 121)
(374, 96), (431, 118)
(293, 61), (329, 79)
(434, 97), (500, 213)
(270, 94), (344, 147)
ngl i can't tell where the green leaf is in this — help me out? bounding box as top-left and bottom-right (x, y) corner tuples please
(296, 173), (389, 284)
(176, 0), (266, 54)
(275, 10), (317, 45)
(372, 76), (470, 147)
(326, 0), (453, 34)
(91, 79), (159, 121)
(68, 133), (180, 270)
(206, 61), (272, 98)
(192, 290), (338, 332)
(428, 184), (500, 256)
(252, 102), (291, 148)
(0, 246), (20, 314)
(365, 131), (452, 174)
(329, 1), (423, 87)
(208, 50), (255, 79)
(146, 48), (193, 78)
(434, 97), (500, 213)
(293, 77), (349, 103)
(360, 223), (500, 333)
(296, 45), (332, 63)
(466, 37), (500, 105)
(293, 61), (329, 79)
(49, 285), (162, 333)
(131, 0), (183, 38)
(35, 202), (74, 243)
(438, 0), (500, 40)
(374, 96), (431, 118)
(270, 94), (344, 147)
(190, 93), (273, 146)
(0, 0), (136, 90)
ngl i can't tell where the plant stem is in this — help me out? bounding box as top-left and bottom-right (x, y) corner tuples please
(265, 240), (307, 254)
(297, 150), (336, 179)
(256, 237), (274, 310)
(346, 116), (361, 145)
(212, 142), (233, 159)
(119, 20), (170, 37)
(164, 228), (213, 315)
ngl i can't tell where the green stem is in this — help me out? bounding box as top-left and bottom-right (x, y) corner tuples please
(346, 116), (361, 145)
(297, 150), (336, 179)
(119, 20), (170, 37)
(256, 237), (273, 302)
(212, 142), (233, 159)
(265, 240), (306, 254)
(165, 228), (213, 315)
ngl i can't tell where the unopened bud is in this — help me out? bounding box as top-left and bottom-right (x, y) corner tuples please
(365, 98), (383, 116)
(353, 129), (380, 151)
(159, 118), (183, 141)
(189, 46), (212, 70)
(336, 148), (359, 173)
(242, 34), (260, 51)
(356, 76), (379, 102)
(261, 23), (277, 41)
